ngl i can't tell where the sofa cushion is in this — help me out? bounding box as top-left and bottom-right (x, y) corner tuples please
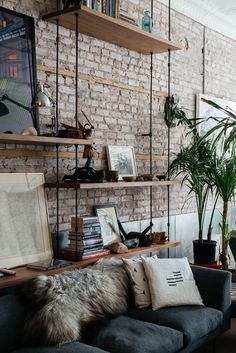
(126, 305), (223, 346)
(142, 257), (203, 310)
(122, 257), (156, 308)
(0, 294), (26, 353)
(12, 342), (109, 353)
(83, 315), (183, 353)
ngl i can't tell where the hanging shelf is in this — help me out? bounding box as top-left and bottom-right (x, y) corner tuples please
(45, 180), (180, 189)
(42, 5), (182, 54)
(0, 133), (92, 146)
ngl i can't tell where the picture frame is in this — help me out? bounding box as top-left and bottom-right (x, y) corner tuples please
(0, 173), (52, 268)
(106, 145), (137, 180)
(93, 204), (121, 246)
(196, 93), (236, 136)
(196, 94), (236, 154)
(0, 7), (38, 133)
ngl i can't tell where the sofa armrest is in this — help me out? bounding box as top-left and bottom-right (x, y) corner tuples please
(191, 265), (232, 330)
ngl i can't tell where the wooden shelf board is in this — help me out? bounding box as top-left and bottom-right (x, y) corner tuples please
(42, 5), (182, 54)
(45, 180), (180, 189)
(0, 133), (92, 146)
(0, 241), (180, 289)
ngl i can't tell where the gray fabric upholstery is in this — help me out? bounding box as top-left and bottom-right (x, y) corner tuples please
(12, 342), (109, 353)
(83, 315), (183, 353)
(0, 294), (26, 353)
(191, 266), (232, 330)
(126, 305), (222, 346)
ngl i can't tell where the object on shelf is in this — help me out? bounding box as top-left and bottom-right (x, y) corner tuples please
(62, 0), (82, 9)
(107, 241), (129, 254)
(62, 145), (105, 182)
(21, 127), (38, 136)
(106, 170), (119, 182)
(27, 259), (73, 271)
(142, 10), (153, 33)
(156, 174), (166, 180)
(151, 231), (168, 244)
(141, 173), (153, 181)
(59, 122), (84, 138)
(32, 82), (57, 136)
(0, 268), (16, 276)
(124, 238), (139, 248)
(118, 219), (153, 247)
(122, 176), (136, 182)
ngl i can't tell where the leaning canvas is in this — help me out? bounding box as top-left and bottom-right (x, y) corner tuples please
(0, 173), (52, 268)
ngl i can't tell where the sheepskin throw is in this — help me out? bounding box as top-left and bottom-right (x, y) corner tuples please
(21, 258), (130, 346)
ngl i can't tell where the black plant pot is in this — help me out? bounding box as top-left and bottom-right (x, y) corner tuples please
(193, 240), (217, 264)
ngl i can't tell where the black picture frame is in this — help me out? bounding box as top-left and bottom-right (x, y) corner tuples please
(0, 7), (38, 133)
(93, 204), (121, 246)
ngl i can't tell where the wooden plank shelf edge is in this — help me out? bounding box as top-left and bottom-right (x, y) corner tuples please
(0, 241), (180, 289)
(0, 133), (93, 146)
(44, 180), (181, 189)
(42, 5), (182, 54)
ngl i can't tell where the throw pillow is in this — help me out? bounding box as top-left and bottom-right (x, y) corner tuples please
(142, 257), (204, 310)
(123, 256), (157, 308)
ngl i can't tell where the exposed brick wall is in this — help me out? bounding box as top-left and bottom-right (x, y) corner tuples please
(0, 0), (236, 233)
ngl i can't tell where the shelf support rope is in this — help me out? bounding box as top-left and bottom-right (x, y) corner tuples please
(167, 0), (171, 248)
(75, 12), (79, 260)
(56, 18), (60, 256)
(149, 0), (154, 232)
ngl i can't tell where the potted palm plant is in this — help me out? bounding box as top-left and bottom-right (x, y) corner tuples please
(195, 97), (236, 269)
(166, 96), (219, 263)
(169, 138), (218, 264)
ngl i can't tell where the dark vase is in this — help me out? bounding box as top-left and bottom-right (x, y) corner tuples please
(193, 240), (217, 264)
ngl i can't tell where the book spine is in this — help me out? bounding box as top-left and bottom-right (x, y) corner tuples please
(71, 216), (100, 224)
(92, 0), (96, 9)
(70, 238), (103, 245)
(69, 234), (102, 241)
(105, 0), (109, 15)
(115, 0), (119, 18)
(109, 0), (114, 17)
(102, 0), (106, 13)
(79, 249), (110, 260)
(96, 0), (102, 12)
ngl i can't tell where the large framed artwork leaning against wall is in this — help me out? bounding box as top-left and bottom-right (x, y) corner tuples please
(0, 173), (52, 268)
(0, 7), (38, 133)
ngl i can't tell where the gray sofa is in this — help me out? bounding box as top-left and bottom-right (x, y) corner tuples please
(0, 266), (231, 353)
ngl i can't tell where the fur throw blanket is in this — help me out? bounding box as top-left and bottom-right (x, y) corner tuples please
(21, 258), (130, 346)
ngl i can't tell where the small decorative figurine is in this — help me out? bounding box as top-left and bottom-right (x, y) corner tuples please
(142, 10), (153, 33)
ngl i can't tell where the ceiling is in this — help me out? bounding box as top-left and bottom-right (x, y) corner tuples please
(159, 0), (236, 41)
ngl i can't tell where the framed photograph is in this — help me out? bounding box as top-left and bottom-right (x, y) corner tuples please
(0, 7), (38, 133)
(94, 204), (121, 246)
(106, 145), (137, 180)
(0, 173), (52, 268)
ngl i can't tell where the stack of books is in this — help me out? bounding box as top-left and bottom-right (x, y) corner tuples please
(67, 216), (110, 260)
(83, 0), (120, 18)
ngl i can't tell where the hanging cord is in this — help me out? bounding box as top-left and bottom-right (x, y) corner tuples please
(149, 0), (154, 231)
(202, 26), (206, 94)
(167, 0), (171, 247)
(56, 18), (60, 256)
(75, 13), (79, 260)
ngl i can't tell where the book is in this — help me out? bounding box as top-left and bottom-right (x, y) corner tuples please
(67, 244), (104, 253)
(27, 259), (73, 271)
(71, 224), (101, 232)
(96, 0), (102, 12)
(71, 216), (100, 225)
(78, 249), (110, 260)
(69, 233), (102, 240)
(69, 238), (103, 246)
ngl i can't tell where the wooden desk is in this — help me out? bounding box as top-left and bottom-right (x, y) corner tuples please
(0, 241), (180, 289)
